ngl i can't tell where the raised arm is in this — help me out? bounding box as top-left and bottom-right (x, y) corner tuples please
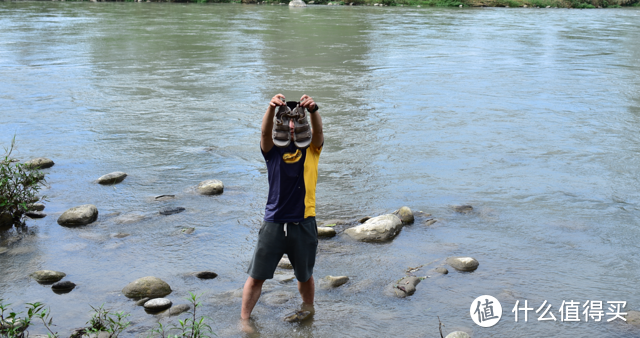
(261, 94), (286, 153)
(300, 94), (323, 148)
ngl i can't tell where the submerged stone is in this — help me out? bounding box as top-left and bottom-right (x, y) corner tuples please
(159, 207), (185, 215)
(24, 157), (54, 169)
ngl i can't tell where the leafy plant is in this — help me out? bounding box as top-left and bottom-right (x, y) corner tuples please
(0, 300), (58, 338)
(147, 292), (215, 338)
(0, 137), (46, 227)
(83, 304), (131, 338)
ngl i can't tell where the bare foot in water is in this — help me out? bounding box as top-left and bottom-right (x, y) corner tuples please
(240, 318), (259, 336)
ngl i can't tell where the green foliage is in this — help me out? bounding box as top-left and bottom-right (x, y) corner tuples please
(0, 300), (58, 338)
(0, 137), (46, 227)
(147, 292), (215, 338)
(84, 304), (131, 338)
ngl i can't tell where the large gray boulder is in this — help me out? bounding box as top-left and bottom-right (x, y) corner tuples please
(122, 276), (172, 299)
(446, 257), (479, 272)
(97, 172), (127, 185)
(24, 158), (54, 169)
(394, 206), (414, 224)
(197, 180), (224, 195)
(344, 214), (403, 242)
(30, 270), (66, 284)
(57, 205), (98, 226)
(289, 0), (307, 6)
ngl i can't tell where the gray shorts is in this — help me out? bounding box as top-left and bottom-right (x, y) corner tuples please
(247, 217), (318, 282)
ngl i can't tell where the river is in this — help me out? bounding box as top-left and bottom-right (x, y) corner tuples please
(1, 2), (640, 337)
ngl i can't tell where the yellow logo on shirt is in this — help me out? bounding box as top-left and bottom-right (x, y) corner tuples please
(283, 149), (302, 164)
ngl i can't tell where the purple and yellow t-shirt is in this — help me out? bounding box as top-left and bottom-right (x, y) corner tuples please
(262, 142), (322, 223)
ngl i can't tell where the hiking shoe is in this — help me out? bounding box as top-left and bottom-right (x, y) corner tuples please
(292, 106), (311, 148)
(273, 105), (292, 148)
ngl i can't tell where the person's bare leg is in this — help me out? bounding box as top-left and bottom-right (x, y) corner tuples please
(241, 277), (265, 320)
(298, 275), (315, 305)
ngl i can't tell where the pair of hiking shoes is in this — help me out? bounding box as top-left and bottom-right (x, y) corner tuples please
(272, 102), (312, 148)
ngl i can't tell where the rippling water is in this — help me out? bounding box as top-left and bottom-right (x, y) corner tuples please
(1, 2), (640, 337)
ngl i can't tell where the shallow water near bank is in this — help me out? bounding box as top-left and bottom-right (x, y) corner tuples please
(1, 2), (640, 337)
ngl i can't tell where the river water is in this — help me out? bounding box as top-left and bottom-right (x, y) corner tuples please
(1, 2), (640, 337)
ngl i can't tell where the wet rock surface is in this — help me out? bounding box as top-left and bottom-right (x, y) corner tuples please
(625, 310), (640, 326)
(52, 281), (76, 293)
(31, 270), (66, 284)
(97, 171), (127, 185)
(389, 276), (421, 298)
(394, 206), (414, 224)
(57, 205), (98, 226)
(326, 275), (349, 287)
(446, 257), (479, 272)
(24, 157), (54, 169)
(317, 226), (336, 238)
(344, 214), (403, 242)
(25, 211), (46, 219)
(160, 304), (191, 317)
(154, 195), (175, 201)
(122, 276), (172, 299)
(197, 179), (224, 195)
(445, 331), (470, 338)
(435, 267), (449, 274)
(144, 298), (172, 312)
(159, 207), (185, 215)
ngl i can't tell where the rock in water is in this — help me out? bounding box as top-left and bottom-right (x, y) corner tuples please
(25, 211), (46, 219)
(161, 304), (191, 317)
(97, 172), (127, 185)
(391, 276), (421, 298)
(394, 206), (414, 224)
(446, 332), (470, 338)
(326, 275), (349, 287)
(278, 257), (293, 269)
(144, 298), (172, 312)
(159, 207), (185, 215)
(317, 227), (336, 238)
(30, 270), (66, 284)
(289, 0), (306, 6)
(344, 214), (403, 242)
(452, 205), (473, 213)
(136, 297), (151, 306)
(154, 195), (175, 201)
(446, 257), (479, 272)
(625, 310), (640, 326)
(197, 180), (224, 195)
(24, 158), (54, 169)
(122, 276), (172, 299)
(195, 271), (218, 279)
(30, 203), (45, 211)
(435, 267), (449, 274)
(51, 281), (76, 293)
(57, 205), (98, 226)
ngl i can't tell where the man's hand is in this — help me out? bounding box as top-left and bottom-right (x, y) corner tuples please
(269, 94), (286, 107)
(299, 94), (317, 111)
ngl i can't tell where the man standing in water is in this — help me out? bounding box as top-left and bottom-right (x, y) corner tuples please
(241, 93), (323, 323)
